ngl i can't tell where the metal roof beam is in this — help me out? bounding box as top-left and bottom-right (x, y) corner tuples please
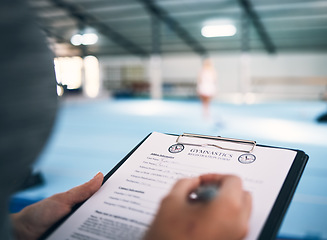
(50, 0), (148, 56)
(151, 15), (161, 54)
(139, 0), (207, 56)
(41, 27), (67, 44)
(239, 0), (276, 53)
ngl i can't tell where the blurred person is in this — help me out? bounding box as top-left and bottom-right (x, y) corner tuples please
(197, 58), (218, 118)
(0, 1), (251, 240)
(0, 0), (59, 238)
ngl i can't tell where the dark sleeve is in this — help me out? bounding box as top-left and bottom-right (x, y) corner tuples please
(0, 0), (58, 239)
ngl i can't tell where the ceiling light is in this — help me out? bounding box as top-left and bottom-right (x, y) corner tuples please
(70, 33), (98, 46)
(71, 34), (83, 46)
(82, 33), (98, 45)
(201, 24), (236, 38)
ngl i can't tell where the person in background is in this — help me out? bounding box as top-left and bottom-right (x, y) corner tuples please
(197, 58), (218, 118)
(0, 1), (251, 239)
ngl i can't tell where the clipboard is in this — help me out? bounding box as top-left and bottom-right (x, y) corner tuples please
(41, 132), (308, 240)
(176, 133), (257, 153)
(176, 133), (308, 239)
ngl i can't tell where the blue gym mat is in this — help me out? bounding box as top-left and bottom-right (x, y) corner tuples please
(11, 98), (327, 240)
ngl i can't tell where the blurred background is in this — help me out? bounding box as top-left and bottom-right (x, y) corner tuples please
(36, 0), (327, 102)
(12, 0), (327, 239)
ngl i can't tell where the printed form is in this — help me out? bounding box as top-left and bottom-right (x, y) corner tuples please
(46, 132), (296, 240)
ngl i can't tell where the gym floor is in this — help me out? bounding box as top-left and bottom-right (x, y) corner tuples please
(12, 97), (327, 239)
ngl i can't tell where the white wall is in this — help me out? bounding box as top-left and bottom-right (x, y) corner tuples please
(251, 53), (327, 77)
(99, 52), (327, 101)
(248, 53), (327, 101)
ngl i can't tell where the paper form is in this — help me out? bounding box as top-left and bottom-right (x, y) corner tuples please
(46, 132), (296, 240)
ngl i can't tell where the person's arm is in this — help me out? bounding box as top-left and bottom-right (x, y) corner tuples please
(144, 174), (252, 240)
(10, 172), (104, 240)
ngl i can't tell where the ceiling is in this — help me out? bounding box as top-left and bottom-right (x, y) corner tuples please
(29, 0), (327, 57)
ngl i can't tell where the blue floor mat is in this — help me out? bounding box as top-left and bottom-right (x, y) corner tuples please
(11, 98), (327, 239)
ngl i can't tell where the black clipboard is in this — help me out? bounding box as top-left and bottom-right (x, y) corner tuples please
(256, 145), (307, 239)
(175, 133), (308, 240)
(41, 132), (308, 240)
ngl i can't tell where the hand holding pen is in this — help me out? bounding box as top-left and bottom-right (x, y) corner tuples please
(144, 174), (252, 240)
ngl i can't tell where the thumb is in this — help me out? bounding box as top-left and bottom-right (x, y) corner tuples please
(52, 172), (104, 207)
(169, 177), (201, 200)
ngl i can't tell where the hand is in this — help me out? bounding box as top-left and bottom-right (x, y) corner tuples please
(11, 172), (104, 240)
(144, 174), (252, 240)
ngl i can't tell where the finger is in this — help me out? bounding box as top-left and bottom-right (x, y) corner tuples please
(217, 175), (243, 202)
(52, 172), (104, 206)
(236, 191), (252, 239)
(169, 177), (201, 200)
(199, 173), (225, 185)
(242, 191), (252, 221)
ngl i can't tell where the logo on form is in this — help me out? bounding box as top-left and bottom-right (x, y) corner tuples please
(238, 154), (256, 164)
(168, 144), (184, 153)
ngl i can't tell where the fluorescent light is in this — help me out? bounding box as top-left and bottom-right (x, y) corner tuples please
(82, 33), (98, 45)
(71, 34), (83, 46)
(201, 24), (236, 38)
(70, 33), (98, 46)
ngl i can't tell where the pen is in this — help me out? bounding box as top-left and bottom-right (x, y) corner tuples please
(188, 184), (219, 202)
